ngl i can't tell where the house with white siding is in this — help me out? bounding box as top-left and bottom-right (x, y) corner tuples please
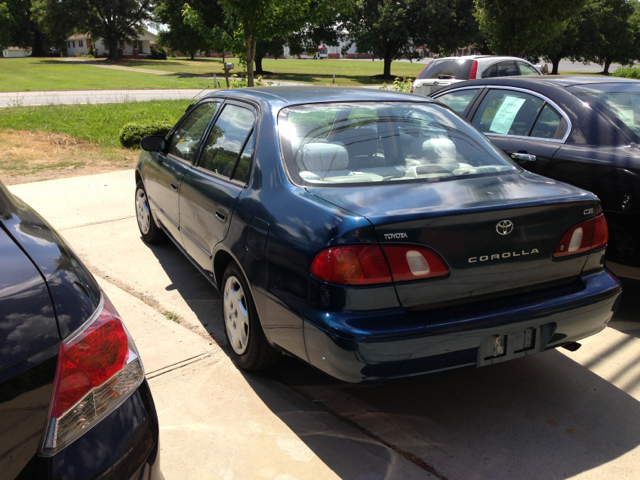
(65, 30), (157, 58)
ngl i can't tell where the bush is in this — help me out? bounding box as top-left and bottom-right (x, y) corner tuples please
(379, 76), (414, 92)
(119, 121), (173, 148)
(612, 67), (640, 79)
(150, 47), (167, 60)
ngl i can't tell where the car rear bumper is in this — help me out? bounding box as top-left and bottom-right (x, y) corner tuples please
(18, 380), (162, 480)
(303, 269), (622, 383)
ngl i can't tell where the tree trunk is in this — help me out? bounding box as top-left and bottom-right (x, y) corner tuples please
(255, 55), (264, 74)
(30, 27), (46, 57)
(603, 59), (612, 75)
(383, 54), (392, 78)
(108, 41), (120, 60)
(190, 52), (195, 60)
(246, 35), (257, 87)
(551, 56), (561, 75)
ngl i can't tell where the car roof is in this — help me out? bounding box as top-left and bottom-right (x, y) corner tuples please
(203, 86), (433, 108)
(431, 55), (529, 62)
(439, 75), (640, 90)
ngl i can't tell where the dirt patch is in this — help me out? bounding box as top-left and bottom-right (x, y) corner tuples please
(0, 129), (138, 185)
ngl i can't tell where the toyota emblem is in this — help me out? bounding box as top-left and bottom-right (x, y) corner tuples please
(496, 220), (514, 235)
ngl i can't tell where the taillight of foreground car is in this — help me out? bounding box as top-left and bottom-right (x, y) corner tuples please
(310, 245), (449, 285)
(40, 294), (144, 456)
(468, 60), (478, 79)
(553, 213), (609, 258)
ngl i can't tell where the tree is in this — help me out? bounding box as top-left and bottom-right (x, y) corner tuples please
(474, 0), (587, 57)
(343, 0), (478, 79)
(574, 0), (636, 74)
(537, 21), (580, 74)
(254, 37), (285, 73)
(0, 0), (32, 50)
(155, 0), (220, 59)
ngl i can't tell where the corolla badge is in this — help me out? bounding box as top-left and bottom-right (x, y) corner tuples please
(496, 220), (514, 235)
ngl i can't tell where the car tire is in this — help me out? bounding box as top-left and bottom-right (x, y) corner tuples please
(222, 262), (281, 371)
(135, 181), (165, 243)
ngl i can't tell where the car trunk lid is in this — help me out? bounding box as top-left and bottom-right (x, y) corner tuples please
(307, 171), (600, 309)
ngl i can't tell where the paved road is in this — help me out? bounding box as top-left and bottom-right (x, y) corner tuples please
(8, 170), (640, 480)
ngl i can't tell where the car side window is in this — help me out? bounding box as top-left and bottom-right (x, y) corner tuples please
(232, 129), (255, 183)
(481, 64), (497, 78)
(518, 62), (540, 75)
(168, 102), (219, 162)
(436, 89), (480, 115)
(531, 104), (568, 139)
(497, 61), (519, 76)
(198, 105), (256, 178)
(471, 89), (544, 136)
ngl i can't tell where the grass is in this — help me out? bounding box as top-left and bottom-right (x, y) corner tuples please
(0, 99), (191, 147)
(163, 311), (180, 323)
(0, 57), (215, 92)
(0, 99), (192, 184)
(0, 56), (426, 91)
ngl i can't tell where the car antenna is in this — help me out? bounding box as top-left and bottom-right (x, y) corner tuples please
(185, 86), (210, 113)
(193, 85), (210, 101)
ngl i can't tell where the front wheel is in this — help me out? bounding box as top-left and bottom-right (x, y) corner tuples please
(222, 262), (281, 371)
(135, 181), (165, 243)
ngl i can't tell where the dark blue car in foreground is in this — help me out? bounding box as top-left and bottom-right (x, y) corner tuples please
(136, 87), (622, 383)
(0, 182), (161, 479)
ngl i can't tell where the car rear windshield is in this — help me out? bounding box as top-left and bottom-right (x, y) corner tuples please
(568, 83), (640, 142)
(278, 102), (518, 186)
(417, 59), (474, 80)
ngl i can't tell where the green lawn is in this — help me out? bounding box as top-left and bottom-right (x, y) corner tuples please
(0, 100), (191, 147)
(0, 58), (215, 92)
(1, 57), (426, 91)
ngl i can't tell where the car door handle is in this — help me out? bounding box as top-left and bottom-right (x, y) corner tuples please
(215, 207), (228, 223)
(170, 182), (178, 191)
(511, 152), (536, 163)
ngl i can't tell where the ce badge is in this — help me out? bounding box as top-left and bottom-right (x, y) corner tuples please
(496, 220), (514, 236)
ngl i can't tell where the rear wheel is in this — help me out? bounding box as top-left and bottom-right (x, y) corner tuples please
(222, 262), (281, 371)
(135, 181), (165, 243)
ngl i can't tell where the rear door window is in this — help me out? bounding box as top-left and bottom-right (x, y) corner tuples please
(530, 104), (568, 139)
(471, 89), (544, 136)
(198, 105), (255, 179)
(435, 89), (480, 115)
(496, 61), (519, 76)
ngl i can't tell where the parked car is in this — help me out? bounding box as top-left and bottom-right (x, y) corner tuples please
(135, 87), (621, 383)
(412, 56), (541, 96)
(47, 48), (61, 57)
(0, 181), (161, 479)
(431, 76), (640, 277)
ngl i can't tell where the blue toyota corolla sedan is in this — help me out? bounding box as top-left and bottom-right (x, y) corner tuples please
(135, 87), (621, 383)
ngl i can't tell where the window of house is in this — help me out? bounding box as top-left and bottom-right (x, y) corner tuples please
(72, 41), (76, 48)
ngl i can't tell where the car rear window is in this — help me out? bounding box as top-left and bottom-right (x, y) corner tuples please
(568, 83), (640, 143)
(417, 59), (475, 80)
(278, 102), (518, 186)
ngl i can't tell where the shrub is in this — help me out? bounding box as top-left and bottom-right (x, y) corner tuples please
(379, 76), (414, 92)
(612, 67), (640, 79)
(150, 47), (167, 60)
(119, 121), (173, 148)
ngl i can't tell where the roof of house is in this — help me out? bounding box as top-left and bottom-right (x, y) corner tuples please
(67, 33), (91, 40)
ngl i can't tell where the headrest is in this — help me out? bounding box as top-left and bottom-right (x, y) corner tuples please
(420, 137), (457, 163)
(299, 143), (349, 172)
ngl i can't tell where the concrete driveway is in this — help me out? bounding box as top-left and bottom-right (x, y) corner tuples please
(8, 170), (640, 480)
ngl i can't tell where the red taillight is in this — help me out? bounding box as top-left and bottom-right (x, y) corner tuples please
(554, 213), (609, 258)
(310, 245), (391, 285)
(41, 294), (144, 456)
(382, 246), (449, 282)
(469, 60), (478, 79)
(310, 245), (449, 285)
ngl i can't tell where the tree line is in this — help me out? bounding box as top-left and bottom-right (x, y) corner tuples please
(2, 0), (640, 84)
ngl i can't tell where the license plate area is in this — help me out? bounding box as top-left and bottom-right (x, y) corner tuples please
(477, 327), (540, 367)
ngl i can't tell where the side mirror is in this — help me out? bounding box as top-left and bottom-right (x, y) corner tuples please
(140, 136), (166, 152)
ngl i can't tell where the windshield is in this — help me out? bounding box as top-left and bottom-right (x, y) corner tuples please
(569, 83), (640, 142)
(278, 102), (518, 186)
(417, 59), (474, 80)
